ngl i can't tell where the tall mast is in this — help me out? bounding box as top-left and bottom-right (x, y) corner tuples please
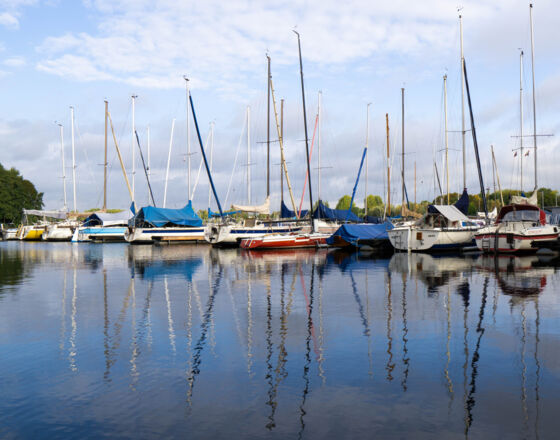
(386, 113), (390, 213)
(131, 94), (137, 201)
(184, 76), (191, 200)
(70, 106), (77, 213)
(459, 12), (466, 190)
(209, 122), (214, 209)
(401, 88), (405, 214)
(318, 91), (322, 201)
(414, 161), (417, 206)
(103, 100), (108, 211)
(280, 99), (284, 204)
(365, 103), (371, 216)
(247, 106), (251, 204)
(58, 122), (67, 211)
(163, 119), (176, 208)
(147, 125), (151, 205)
(529, 3), (538, 190)
(294, 31), (314, 231)
(519, 49), (524, 193)
(266, 55), (271, 198)
(444, 74), (450, 204)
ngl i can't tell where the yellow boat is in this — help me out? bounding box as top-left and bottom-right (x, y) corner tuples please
(16, 224), (46, 241)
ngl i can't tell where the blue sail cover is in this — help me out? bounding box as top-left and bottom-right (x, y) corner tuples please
(326, 221), (393, 247)
(313, 201), (361, 222)
(280, 200), (308, 219)
(135, 201), (202, 227)
(454, 189), (470, 215)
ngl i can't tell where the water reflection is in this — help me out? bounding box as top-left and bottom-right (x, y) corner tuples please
(1, 241), (560, 439)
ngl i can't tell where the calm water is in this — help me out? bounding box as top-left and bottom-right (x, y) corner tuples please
(1, 242), (560, 439)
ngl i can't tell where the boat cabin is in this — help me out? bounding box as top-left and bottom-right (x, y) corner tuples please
(495, 204), (545, 225)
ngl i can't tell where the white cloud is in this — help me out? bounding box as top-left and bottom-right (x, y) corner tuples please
(3, 55), (24, 66)
(0, 11), (18, 28)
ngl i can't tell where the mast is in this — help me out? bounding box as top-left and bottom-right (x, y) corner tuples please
(184, 76), (191, 200)
(147, 125), (151, 205)
(491, 145), (504, 206)
(386, 113), (390, 213)
(294, 30), (314, 231)
(365, 103), (371, 216)
(209, 122), (214, 209)
(459, 12), (466, 190)
(401, 88), (405, 214)
(103, 100), (108, 211)
(57, 122), (67, 211)
(163, 119), (176, 208)
(463, 60), (488, 220)
(266, 55), (271, 198)
(414, 162), (416, 206)
(318, 91), (322, 201)
(70, 106), (77, 213)
(280, 99), (284, 204)
(189, 94), (223, 216)
(247, 106), (251, 204)
(270, 77), (298, 216)
(444, 74), (450, 204)
(131, 94), (137, 201)
(529, 3), (537, 190)
(519, 49), (524, 192)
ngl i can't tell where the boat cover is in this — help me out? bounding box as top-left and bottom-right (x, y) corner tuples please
(135, 201), (202, 227)
(23, 209), (67, 219)
(82, 210), (133, 227)
(427, 205), (469, 222)
(232, 196), (270, 214)
(326, 221), (393, 246)
(280, 200), (308, 219)
(453, 189), (470, 215)
(511, 191), (538, 205)
(313, 201), (361, 222)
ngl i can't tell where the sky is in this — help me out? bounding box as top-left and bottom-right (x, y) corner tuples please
(0, 0), (559, 212)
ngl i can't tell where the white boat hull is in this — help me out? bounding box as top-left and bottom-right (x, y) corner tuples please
(205, 223), (302, 247)
(475, 223), (559, 253)
(388, 226), (475, 251)
(125, 226), (207, 244)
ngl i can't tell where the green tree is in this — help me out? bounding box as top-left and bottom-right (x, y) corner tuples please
(335, 195), (361, 216)
(0, 164), (43, 224)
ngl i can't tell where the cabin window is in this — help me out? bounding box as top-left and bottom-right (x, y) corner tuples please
(416, 232), (423, 240)
(502, 210), (539, 222)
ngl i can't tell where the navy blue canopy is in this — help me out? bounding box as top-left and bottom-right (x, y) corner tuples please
(280, 200), (308, 219)
(326, 221), (393, 247)
(313, 201), (361, 222)
(134, 201), (202, 227)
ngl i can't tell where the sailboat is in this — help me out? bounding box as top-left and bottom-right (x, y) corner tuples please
(389, 71), (480, 252)
(206, 55), (302, 248)
(474, 4), (559, 253)
(239, 33), (330, 250)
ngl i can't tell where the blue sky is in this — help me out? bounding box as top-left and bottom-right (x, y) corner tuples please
(0, 0), (558, 212)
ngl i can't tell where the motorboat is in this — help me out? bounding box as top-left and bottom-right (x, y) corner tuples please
(474, 202), (559, 253)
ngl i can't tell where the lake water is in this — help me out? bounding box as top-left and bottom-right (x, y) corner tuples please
(1, 241), (559, 439)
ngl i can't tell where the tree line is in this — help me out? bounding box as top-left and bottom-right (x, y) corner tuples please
(0, 164), (44, 224)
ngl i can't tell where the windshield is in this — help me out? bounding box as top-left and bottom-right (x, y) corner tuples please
(501, 209), (540, 222)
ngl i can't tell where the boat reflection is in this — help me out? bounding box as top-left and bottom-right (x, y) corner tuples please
(475, 254), (554, 297)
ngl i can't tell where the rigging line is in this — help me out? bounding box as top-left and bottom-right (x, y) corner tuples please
(297, 113), (319, 217)
(224, 110), (248, 208)
(190, 129), (212, 202)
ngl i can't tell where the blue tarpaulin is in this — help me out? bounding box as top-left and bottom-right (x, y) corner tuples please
(326, 221), (393, 247)
(313, 201), (361, 222)
(280, 201), (308, 219)
(134, 201), (202, 227)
